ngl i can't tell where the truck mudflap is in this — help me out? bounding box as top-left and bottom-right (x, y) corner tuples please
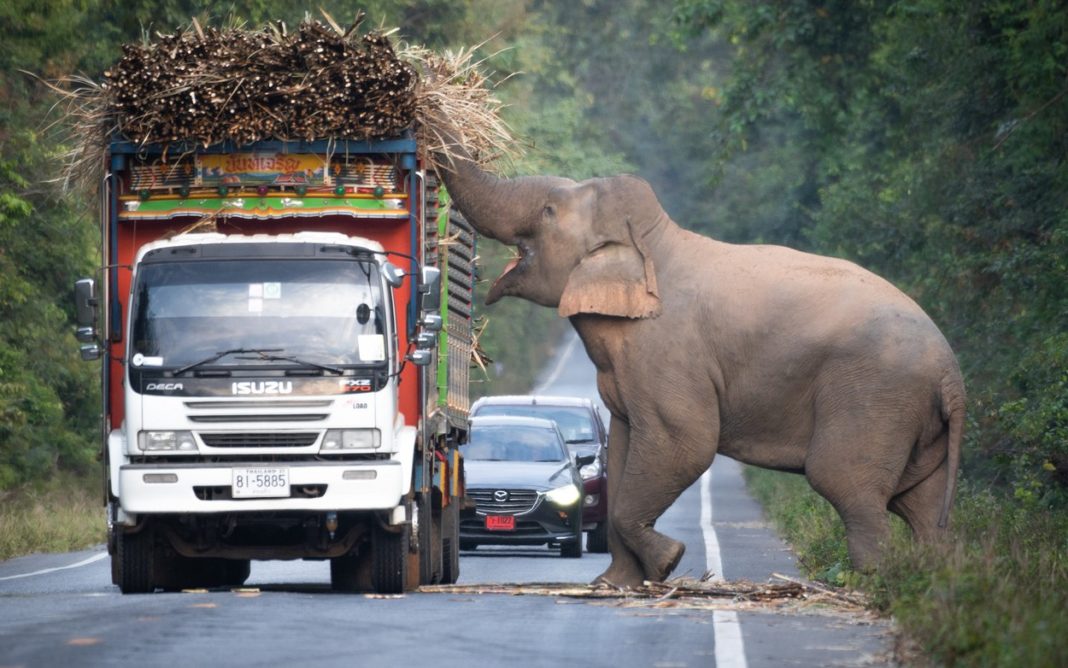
(118, 460), (405, 513)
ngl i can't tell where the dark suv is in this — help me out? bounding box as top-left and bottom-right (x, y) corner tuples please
(470, 395), (609, 552)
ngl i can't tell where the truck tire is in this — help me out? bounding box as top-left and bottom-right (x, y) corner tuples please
(371, 523), (410, 594)
(116, 528), (155, 593)
(440, 498), (460, 584)
(416, 494), (442, 585)
(586, 522), (609, 553)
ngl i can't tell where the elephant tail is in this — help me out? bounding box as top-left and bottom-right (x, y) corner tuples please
(937, 371), (966, 529)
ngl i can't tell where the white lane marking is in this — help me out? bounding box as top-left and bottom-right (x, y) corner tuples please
(700, 468), (725, 583)
(0, 552), (107, 582)
(702, 467), (748, 668)
(533, 333), (580, 394)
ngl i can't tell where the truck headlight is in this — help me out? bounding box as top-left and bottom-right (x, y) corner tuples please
(322, 429), (381, 451)
(138, 430), (197, 452)
(579, 459), (602, 480)
(545, 483), (581, 507)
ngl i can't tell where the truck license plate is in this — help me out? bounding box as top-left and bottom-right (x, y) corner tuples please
(485, 515), (515, 531)
(232, 467), (290, 499)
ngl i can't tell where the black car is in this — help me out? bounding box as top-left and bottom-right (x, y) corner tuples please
(459, 415), (592, 558)
(470, 395), (609, 552)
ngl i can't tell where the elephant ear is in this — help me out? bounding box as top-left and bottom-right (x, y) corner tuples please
(558, 216), (661, 319)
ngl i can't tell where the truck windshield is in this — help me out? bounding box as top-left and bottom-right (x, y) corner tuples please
(131, 258), (388, 369)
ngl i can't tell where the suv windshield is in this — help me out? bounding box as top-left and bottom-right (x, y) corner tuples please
(464, 425), (567, 462)
(475, 405), (595, 443)
(131, 258), (387, 369)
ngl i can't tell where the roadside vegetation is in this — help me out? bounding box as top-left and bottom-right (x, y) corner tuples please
(747, 468), (1068, 665)
(0, 472), (105, 561)
(2, 3), (1065, 663)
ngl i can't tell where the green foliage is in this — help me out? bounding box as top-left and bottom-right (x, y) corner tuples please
(0, 471), (105, 560)
(747, 468), (1068, 665)
(668, 0), (1068, 505)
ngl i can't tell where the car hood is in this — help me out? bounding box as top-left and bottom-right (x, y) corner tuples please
(464, 460), (574, 490)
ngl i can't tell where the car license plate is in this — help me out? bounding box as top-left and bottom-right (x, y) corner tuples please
(232, 467), (290, 499)
(485, 515), (515, 531)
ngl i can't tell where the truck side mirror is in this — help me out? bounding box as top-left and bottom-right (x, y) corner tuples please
(382, 262), (405, 288)
(418, 266), (441, 313)
(75, 278), (98, 332)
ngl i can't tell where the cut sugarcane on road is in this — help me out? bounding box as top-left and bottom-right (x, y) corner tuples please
(0, 332), (894, 667)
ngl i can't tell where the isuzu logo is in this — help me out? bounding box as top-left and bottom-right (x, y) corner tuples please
(231, 381), (293, 395)
(493, 490), (509, 503)
(145, 382), (183, 391)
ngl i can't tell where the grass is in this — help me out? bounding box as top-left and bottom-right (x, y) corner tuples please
(745, 467), (1068, 667)
(0, 471), (106, 561)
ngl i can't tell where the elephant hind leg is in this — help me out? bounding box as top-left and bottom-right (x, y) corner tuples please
(804, 423), (908, 571)
(889, 448), (951, 544)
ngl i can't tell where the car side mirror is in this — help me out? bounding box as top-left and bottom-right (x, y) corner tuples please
(382, 262), (405, 288)
(576, 454), (596, 467)
(418, 266), (441, 313)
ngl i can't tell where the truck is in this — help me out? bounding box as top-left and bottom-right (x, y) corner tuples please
(74, 135), (475, 594)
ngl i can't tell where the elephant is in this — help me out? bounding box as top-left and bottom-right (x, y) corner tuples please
(435, 145), (965, 587)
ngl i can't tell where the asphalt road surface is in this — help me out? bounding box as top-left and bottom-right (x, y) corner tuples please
(0, 332), (894, 667)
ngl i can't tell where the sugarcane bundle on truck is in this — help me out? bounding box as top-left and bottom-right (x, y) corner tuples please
(61, 15), (506, 594)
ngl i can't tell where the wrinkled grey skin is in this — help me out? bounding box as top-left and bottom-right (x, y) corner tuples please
(437, 149), (965, 587)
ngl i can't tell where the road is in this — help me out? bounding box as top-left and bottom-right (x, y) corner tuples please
(0, 332), (894, 667)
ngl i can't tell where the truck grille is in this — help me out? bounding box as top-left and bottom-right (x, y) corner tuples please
(199, 433), (319, 448)
(468, 488), (539, 515)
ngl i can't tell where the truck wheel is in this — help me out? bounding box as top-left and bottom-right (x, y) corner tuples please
(440, 498), (460, 584)
(116, 528), (155, 593)
(371, 523), (410, 594)
(416, 495), (442, 585)
(586, 522), (609, 553)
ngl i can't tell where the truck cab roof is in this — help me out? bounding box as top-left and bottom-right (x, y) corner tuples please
(134, 231), (386, 264)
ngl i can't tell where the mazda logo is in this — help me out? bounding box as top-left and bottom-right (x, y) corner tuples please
(493, 490), (509, 503)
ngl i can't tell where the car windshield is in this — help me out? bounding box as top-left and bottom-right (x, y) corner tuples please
(475, 405), (596, 442)
(464, 425), (567, 462)
(130, 257), (388, 369)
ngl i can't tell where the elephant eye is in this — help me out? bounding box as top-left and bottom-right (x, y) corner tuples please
(543, 204), (556, 218)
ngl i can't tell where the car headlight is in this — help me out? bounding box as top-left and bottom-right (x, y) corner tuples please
(139, 430), (197, 452)
(322, 429), (381, 451)
(545, 483), (581, 506)
(579, 459), (602, 480)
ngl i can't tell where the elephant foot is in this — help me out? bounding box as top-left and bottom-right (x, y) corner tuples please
(642, 537), (685, 583)
(593, 561), (645, 589)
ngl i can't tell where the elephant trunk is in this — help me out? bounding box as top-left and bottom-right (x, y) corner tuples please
(433, 133), (570, 244)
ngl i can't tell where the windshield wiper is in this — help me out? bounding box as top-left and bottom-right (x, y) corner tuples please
(172, 348), (284, 376)
(235, 351), (344, 375)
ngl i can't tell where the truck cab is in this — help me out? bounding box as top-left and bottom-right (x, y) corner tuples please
(75, 138), (473, 593)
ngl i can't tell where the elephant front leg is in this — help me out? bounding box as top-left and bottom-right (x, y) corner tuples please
(593, 414), (646, 588)
(611, 416), (718, 584)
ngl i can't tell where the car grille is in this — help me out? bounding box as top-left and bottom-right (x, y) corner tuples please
(199, 432), (319, 448)
(468, 488), (539, 514)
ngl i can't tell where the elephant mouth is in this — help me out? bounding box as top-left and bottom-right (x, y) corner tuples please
(487, 240), (530, 304)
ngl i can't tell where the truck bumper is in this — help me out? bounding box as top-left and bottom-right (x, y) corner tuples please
(119, 460), (403, 514)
